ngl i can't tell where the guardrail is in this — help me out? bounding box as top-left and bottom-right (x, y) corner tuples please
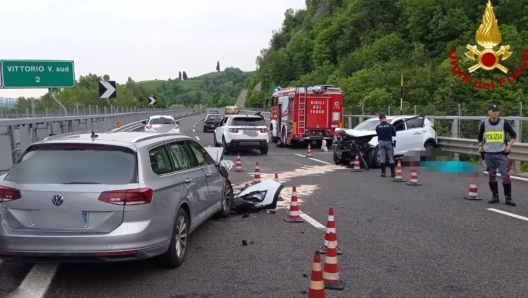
(343, 114), (527, 173)
(0, 109), (196, 173)
(437, 137), (528, 162)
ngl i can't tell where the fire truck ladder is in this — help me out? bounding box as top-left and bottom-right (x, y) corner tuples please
(297, 88), (306, 135)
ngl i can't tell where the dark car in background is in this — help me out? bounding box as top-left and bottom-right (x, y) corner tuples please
(203, 114), (222, 132)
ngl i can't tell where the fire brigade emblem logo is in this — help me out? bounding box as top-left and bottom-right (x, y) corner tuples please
(464, 0), (513, 73)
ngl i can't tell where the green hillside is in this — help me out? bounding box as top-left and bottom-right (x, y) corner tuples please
(248, 0), (528, 119)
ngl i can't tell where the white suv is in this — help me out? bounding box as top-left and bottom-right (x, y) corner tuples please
(335, 115), (437, 167)
(213, 115), (269, 154)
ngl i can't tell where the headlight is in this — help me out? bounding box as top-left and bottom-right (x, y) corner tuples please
(240, 191), (267, 202)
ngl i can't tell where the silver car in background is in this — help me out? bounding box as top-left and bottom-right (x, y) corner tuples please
(144, 115), (180, 133)
(0, 131), (282, 268)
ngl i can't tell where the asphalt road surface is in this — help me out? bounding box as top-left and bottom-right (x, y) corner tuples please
(1, 113), (528, 298)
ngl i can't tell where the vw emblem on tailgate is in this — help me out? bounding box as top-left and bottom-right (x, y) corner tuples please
(52, 194), (64, 206)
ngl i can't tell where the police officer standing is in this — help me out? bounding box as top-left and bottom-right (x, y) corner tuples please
(376, 115), (396, 177)
(478, 104), (517, 206)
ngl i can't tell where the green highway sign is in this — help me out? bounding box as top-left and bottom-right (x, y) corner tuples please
(1, 60), (75, 88)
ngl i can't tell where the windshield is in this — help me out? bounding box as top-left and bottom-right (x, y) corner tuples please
(232, 118), (265, 126)
(150, 117), (175, 125)
(6, 144), (137, 184)
(353, 120), (381, 131)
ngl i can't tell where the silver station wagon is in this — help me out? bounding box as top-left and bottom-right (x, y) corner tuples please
(0, 131), (282, 268)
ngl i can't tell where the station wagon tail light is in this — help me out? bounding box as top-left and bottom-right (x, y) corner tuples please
(260, 128), (267, 133)
(98, 188), (153, 205)
(229, 128), (238, 133)
(174, 125), (179, 129)
(0, 186), (22, 203)
(431, 125), (437, 131)
(146, 125), (152, 130)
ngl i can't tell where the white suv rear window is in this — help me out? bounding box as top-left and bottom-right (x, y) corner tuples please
(232, 118), (265, 126)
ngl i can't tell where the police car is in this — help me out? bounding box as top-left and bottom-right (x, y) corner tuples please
(213, 115), (269, 154)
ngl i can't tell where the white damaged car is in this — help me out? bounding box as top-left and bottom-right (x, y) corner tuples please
(333, 115), (437, 168)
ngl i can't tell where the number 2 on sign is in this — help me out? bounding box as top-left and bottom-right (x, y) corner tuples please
(35, 76), (40, 83)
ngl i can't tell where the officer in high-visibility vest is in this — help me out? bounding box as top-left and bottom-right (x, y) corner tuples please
(478, 104), (517, 206)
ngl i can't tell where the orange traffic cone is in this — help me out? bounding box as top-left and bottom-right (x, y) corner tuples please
(392, 159), (406, 182)
(406, 168), (422, 186)
(351, 153), (363, 172)
(234, 153), (244, 172)
(306, 144), (312, 158)
(308, 252), (326, 298)
(285, 186), (304, 223)
(463, 183), (481, 200)
(252, 162), (261, 184)
(323, 235), (345, 290)
(319, 208), (342, 255)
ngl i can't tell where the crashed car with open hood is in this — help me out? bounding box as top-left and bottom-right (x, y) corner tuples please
(333, 115), (437, 169)
(204, 147), (283, 210)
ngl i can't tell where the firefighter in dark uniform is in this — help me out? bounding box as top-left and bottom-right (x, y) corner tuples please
(478, 104), (517, 206)
(375, 114), (396, 177)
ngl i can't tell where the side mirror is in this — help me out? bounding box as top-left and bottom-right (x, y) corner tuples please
(141, 121), (147, 124)
(218, 166), (229, 179)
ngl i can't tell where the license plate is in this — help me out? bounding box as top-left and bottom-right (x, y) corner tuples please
(242, 130), (258, 137)
(32, 209), (86, 228)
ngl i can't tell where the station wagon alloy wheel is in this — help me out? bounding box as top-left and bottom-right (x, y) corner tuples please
(217, 181), (233, 218)
(158, 208), (189, 268)
(175, 215), (188, 258)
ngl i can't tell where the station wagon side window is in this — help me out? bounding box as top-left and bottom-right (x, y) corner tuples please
(167, 141), (196, 170)
(149, 145), (174, 175)
(186, 140), (214, 166)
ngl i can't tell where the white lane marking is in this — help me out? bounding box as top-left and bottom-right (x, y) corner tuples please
(487, 208), (528, 222)
(10, 263), (58, 298)
(193, 129), (195, 132)
(294, 154), (332, 165)
(299, 211), (327, 230)
(483, 171), (528, 182)
(195, 136), (200, 141)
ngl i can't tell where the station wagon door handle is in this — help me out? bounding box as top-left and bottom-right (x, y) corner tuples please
(184, 178), (192, 184)
(413, 132), (421, 135)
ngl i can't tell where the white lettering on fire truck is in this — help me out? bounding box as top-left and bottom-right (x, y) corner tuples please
(310, 100), (325, 114)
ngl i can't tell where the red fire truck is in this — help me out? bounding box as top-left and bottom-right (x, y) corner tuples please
(265, 85), (344, 147)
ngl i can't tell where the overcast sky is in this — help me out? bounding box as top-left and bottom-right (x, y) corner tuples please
(0, 0), (306, 98)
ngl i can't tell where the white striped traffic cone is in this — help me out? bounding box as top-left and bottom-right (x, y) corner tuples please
(306, 144), (312, 158)
(463, 183), (482, 200)
(392, 160), (406, 182)
(406, 168), (422, 186)
(234, 153), (244, 172)
(319, 208), (343, 255)
(351, 153), (363, 172)
(252, 162), (261, 184)
(322, 235), (345, 290)
(285, 186), (304, 223)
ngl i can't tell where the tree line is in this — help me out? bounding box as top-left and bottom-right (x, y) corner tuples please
(6, 67), (253, 115)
